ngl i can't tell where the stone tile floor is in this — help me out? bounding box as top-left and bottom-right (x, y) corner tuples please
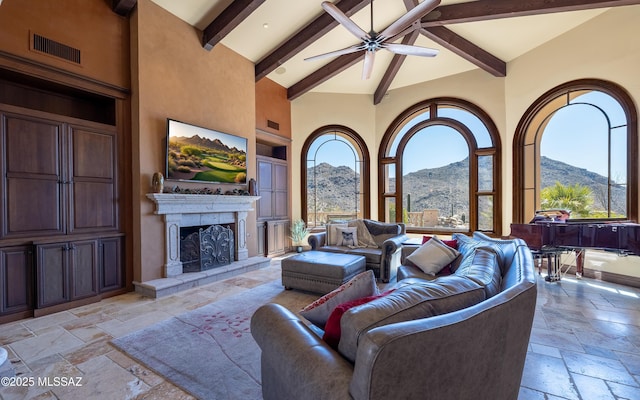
(0, 255), (639, 399)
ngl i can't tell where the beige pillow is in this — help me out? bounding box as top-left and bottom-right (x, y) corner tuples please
(406, 236), (461, 275)
(326, 223), (348, 245)
(336, 227), (358, 247)
(300, 270), (378, 328)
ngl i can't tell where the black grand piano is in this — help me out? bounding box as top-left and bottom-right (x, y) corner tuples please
(510, 210), (640, 281)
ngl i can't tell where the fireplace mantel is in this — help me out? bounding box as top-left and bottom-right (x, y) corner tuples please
(147, 193), (260, 277)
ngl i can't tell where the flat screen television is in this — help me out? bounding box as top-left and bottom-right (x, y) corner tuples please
(166, 119), (248, 184)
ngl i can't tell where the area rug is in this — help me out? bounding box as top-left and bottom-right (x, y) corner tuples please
(111, 280), (317, 400)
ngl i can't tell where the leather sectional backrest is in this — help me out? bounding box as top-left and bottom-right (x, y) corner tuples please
(453, 247), (503, 298)
(338, 276), (485, 362)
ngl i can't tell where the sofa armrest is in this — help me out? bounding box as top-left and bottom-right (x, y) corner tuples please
(379, 234), (409, 282)
(251, 303), (353, 400)
(350, 279), (537, 400)
(307, 231), (326, 250)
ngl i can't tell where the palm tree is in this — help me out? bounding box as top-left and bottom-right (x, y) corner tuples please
(541, 182), (593, 217)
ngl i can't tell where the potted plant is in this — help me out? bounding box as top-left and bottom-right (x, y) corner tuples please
(290, 219), (309, 253)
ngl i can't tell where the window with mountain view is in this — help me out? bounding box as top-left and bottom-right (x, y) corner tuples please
(379, 99), (501, 234)
(302, 127), (370, 227)
(514, 80), (638, 223)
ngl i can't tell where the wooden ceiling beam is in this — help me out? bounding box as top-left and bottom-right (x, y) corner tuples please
(287, 52), (363, 101)
(421, 26), (506, 77)
(256, 0), (370, 81)
(374, 29), (421, 105)
(422, 0), (640, 26)
(202, 0), (266, 51)
(112, 0), (137, 16)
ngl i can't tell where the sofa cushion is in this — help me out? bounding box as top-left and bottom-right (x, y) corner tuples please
(454, 247), (503, 298)
(422, 235), (458, 249)
(452, 233), (506, 273)
(300, 270), (378, 328)
(363, 219), (402, 247)
(322, 290), (395, 349)
(337, 276), (485, 362)
(326, 223), (348, 245)
(406, 236), (461, 276)
(345, 247), (383, 264)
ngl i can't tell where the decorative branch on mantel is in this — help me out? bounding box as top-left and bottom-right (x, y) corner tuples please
(163, 186), (251, 196)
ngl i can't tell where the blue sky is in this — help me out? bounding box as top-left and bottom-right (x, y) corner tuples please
(309, 91), (626, 181)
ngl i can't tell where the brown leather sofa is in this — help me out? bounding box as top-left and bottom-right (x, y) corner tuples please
(251, 232), (537, 400)
(307, 219), (408, 283)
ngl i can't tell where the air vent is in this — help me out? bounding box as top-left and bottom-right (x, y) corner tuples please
(32, 33), (81, 64)
(267, 119), (280, 131)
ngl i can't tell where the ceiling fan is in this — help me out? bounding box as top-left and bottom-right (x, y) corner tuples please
(306, 0), (441, 80)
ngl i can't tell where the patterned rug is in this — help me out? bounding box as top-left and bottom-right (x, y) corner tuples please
(111, 280), (317, 400)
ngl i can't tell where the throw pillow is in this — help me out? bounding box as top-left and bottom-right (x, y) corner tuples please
(326, 223), (348, 245)
(422, 235), (458, 249)
(322, 289), (395, 349)
(300, 270), (378, 328)
(406, 236), (461, 276)
(336, 227), (358, 247)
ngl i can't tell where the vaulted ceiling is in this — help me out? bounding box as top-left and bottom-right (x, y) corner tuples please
(113, 0), (640, 104)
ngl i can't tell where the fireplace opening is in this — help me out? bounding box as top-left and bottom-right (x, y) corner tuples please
(180, 224), (235, 272)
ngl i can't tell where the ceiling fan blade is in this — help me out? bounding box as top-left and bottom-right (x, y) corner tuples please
(362, 50), (375, 80)
(384, 43), (438, 57)
(322, 1), (369, 40)
(304, 44), (364, 62)
(380, 0), (440, 39)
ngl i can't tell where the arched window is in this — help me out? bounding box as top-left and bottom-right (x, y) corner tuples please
(302, 126), (370, 227)
(379, 98), (501, 234)
(513, 79), (638, 223)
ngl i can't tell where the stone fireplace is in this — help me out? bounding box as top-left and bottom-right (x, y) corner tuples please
(146, 193), (261, 277)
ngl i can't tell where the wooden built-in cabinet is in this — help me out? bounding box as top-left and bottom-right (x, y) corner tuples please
(266, 219), (290, 256)
(0, 79), (125, 321)
(36, 240), (99, 308)
(257, 154), (290, 256)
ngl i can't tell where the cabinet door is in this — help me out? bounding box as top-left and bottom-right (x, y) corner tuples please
(36, 243), (69, 308)
(99, 237), (123, 292)
(274, 163), (288, 218)
(256, 221), (266, 257)
(0, 246), (33, 315)
(267, 220), (289, 256)
(2, 114), (64, 238)
(257, 159), (273, 219)
(69, 240), (98, 299)
(68, 125), (118, 233)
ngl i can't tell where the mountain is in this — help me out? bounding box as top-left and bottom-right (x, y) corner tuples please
(170, 134), (245, 155)
(306, 163), (361, 213)
(307, 157), (626, 216)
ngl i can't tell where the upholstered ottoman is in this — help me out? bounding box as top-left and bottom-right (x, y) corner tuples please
(281, 251), (366, 294)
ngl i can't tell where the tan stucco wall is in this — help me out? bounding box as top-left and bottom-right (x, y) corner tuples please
(0, 0), (129, 89)
(291, 6), (640, 276)
(132, 0), (257, 281)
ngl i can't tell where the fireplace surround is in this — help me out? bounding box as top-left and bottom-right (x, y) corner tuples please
(146, 193), (260, 277)
(138, 193), (269, 298)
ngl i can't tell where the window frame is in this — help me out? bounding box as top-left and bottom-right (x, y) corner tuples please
(378, 98), (502, 235)
(301, 125), (370, 226)
(513, 79), (638, 223)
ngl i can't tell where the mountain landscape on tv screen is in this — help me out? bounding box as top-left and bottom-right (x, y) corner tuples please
(307, 156), (626, 217)
(168, 135), (247, 184)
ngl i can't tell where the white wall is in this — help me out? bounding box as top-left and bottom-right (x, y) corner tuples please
(291, 7), (640, 276)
